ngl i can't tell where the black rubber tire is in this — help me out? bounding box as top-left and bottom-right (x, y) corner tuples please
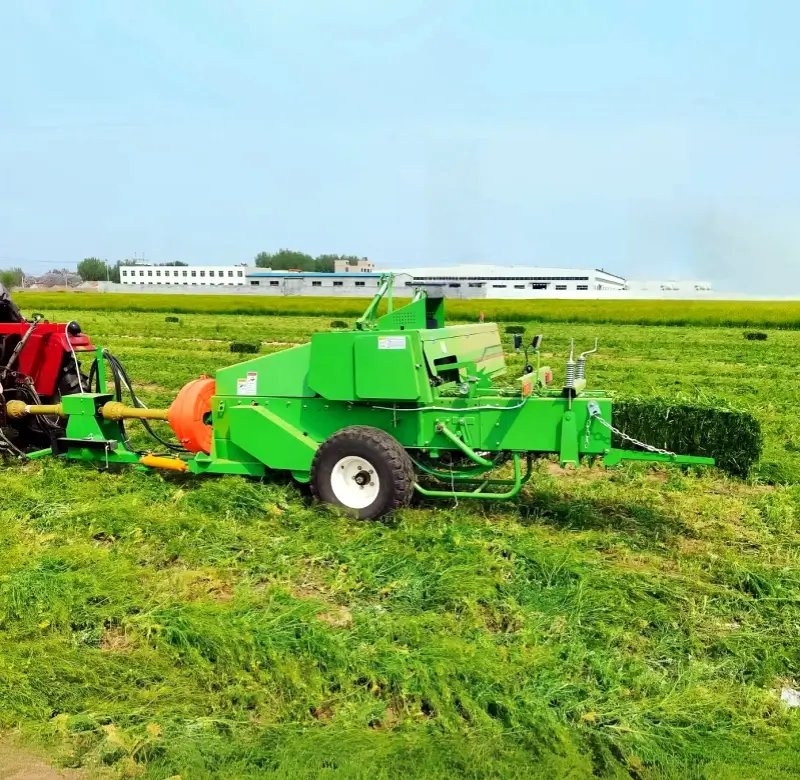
(18, 356), (89, 448)
(310, 426), (415, 520)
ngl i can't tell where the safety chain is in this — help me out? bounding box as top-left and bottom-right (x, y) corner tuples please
(587, 401), (675, 456)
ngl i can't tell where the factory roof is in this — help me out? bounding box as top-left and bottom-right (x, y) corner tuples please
(245, 271), (386, 278)
(397, 265), (626, 281)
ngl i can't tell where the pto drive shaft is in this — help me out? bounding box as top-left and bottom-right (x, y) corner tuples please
(5, 399), (170, 422)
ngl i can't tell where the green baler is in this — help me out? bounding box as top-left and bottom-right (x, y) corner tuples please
(15, 276), (713, 519)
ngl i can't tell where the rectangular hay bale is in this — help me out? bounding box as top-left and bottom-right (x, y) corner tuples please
(613, 396), (762, 478)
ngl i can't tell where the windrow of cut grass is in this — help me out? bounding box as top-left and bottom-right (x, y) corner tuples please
(17, 290), (800, 328)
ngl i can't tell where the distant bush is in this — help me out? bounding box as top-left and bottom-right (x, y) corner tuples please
(165, 316), (181, 323)
(744, 332), (768, 341)
(330, 320), (349, 329)
(505, 325), (525, 334)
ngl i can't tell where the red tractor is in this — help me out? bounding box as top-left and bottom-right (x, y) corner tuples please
(0, 284), (94, 452)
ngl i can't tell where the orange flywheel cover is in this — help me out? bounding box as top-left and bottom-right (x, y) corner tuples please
(168, 376), (216, 454)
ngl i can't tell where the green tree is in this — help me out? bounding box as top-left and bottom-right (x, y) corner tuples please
(254, 251), (273, 268)
(77, 257), (110, 281)
(313, 254), (339, 273)
(254, 249), (315, 271)
(0, 268), (22, 288)
(159, 261), (188, 266)
(314, 254), (365, 272)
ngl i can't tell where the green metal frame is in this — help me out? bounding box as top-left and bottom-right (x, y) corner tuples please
(31, 274), (715, 503)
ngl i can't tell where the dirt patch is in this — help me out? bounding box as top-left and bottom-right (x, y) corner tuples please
(0, 741), (82, 779)
(316, 606), (352, 629)
(99, 627), (135, 653)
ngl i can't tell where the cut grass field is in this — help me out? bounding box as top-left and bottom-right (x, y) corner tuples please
(1, 299), (799, 778)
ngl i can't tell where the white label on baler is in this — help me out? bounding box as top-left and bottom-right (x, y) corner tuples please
(378, 336), (406, 350)
(237, 371), (257, 395)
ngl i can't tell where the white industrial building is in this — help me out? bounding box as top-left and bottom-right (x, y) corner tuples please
(120, 264), (250, 286)
(396, 265), (627, 298)
(116, 262), (714, 300)
(624, 279), (713, 294)
(245, 271), (413, 296)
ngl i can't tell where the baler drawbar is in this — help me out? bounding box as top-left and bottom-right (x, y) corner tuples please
(17, 276), (714, 518)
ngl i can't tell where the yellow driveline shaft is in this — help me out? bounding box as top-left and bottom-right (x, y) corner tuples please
(6, 399), (170, 421)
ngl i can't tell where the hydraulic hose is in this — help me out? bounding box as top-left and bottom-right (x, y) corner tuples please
(88, 350), (187, 454)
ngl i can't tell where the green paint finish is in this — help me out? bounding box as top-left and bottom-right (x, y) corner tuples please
(189, 454), (266, 476)
(353, 333), (427, 400)
(420, 323), (506, 383)
(603, 449), (716, 467)
(414, 454), (526, 500)
(226, 404), (319, 472)
(215, 344), (314, 398)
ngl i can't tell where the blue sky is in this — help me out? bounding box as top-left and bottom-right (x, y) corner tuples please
(1, 1), (799, 292)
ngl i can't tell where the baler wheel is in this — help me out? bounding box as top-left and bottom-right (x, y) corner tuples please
(311, 426), (415, 520)
(168, 377), (215, 454)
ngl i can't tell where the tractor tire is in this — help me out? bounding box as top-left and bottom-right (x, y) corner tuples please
(310, 426), (415, 520)
(21, 357), (89, 448)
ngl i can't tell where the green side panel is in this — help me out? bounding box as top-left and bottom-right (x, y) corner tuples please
(226, 404), (320, 472)
(419, 323), (506, 380)
(307, 331), (357, 400)
(215, 344), (315, 398)
(353, 333), (426, 401)
(189, 454), (266, 476)
(377, 296), (427, 330)
(211, 394), (610, 466)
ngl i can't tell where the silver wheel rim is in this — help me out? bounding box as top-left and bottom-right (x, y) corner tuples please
(330, 455), (380, 510)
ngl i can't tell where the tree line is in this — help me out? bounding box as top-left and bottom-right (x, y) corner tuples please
(0, 250), (368, 288)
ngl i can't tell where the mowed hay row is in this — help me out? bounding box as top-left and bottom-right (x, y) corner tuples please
(613, 397), (763, 477)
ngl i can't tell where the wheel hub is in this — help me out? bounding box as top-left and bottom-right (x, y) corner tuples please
(330, 456), (380, 510)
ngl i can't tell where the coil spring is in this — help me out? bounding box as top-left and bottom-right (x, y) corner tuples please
(565, 361), (576, 388)
(576, 358), (586, 381)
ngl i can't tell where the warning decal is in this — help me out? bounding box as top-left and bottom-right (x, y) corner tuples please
(236, 371), (258, 395)
(378, 336), (407, 350)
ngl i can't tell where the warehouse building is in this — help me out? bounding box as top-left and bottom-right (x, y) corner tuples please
(396, 265), (627, 298)
(117, 262), (712, 300)
(245, 270), (413, 296)
(120, 264), (251, 286)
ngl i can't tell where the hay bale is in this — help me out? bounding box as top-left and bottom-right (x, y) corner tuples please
(744, 332), (768, 341)
(330, 320), (349, 329)
(505, 325), (525, 334)
(165, 315), (181, 323)
(230, 342), (259, 354)
(613, 396), (762, 478)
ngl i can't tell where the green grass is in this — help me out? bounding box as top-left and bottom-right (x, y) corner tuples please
(0, 301), (799, 778)
(17, 289), (800, 327)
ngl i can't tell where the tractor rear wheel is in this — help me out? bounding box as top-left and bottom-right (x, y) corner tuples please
(17, 357), (89, 449)
(311, 426), (415, 520)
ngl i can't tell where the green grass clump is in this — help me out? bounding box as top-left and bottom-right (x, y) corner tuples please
(165, 315), (181, 323)
(330, 319), (349, 329)
(744, 331), (768, 341)
(505, 325), (525, 334)
(614, 397), (763, 477)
